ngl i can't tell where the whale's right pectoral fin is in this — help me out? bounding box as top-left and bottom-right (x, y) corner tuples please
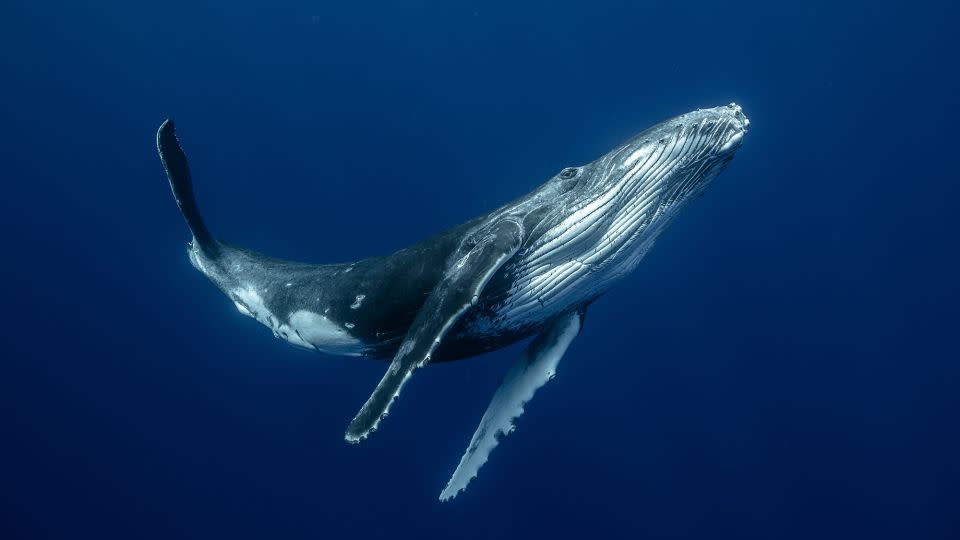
(439, 308), (585, 502)
(344, 218), (524, 443)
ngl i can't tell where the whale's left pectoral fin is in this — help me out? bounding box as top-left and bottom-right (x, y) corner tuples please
(439, 308), (585, 501)
(345, 218), (524, 443)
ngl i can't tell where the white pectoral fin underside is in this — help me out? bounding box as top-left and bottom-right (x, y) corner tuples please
(344, 218), (524, 443)
(439, 308), (584, 502)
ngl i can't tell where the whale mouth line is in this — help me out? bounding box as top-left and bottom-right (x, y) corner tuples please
(719, 130), (745, 153)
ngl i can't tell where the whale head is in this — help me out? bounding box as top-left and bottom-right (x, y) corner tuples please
(579, 103), (748, 251)
(588, 103), (749, 212)
(513, 104), (749, 315)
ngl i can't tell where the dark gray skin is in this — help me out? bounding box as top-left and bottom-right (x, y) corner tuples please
(158, 103), (749, 442)
(170, 166), (576, 362)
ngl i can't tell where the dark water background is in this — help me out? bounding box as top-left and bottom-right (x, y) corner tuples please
(2, 1), (958, 538)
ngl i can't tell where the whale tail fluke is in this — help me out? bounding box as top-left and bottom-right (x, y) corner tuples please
(157, 119), (219, 257)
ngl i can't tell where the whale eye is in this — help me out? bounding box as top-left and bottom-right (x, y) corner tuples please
(556, 167), (581, 193)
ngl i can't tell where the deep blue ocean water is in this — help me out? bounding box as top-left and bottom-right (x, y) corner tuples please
(2, 1), (958, 538)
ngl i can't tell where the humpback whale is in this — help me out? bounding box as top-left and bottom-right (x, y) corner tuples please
(158, 104), (749, 500)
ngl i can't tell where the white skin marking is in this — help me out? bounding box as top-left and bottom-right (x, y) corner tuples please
(350, 294), (365, 309)
(288, 310), (363, 356)
(231, 286), (363, 355)
(231, 287), (311, 350)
